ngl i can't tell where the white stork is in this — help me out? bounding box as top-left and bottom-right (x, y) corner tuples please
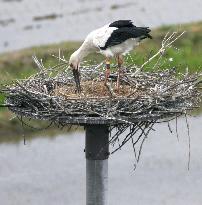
(69, 20), (152, 93)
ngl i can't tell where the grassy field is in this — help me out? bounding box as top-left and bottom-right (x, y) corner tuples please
(0, 21), (201, 134)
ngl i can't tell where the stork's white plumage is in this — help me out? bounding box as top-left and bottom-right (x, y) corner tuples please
(69, 20), (152, 93)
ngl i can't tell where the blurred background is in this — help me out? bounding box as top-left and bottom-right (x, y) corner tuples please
(0, 0), (202, 205)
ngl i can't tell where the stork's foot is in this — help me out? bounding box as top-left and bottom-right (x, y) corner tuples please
(72, 69), (81, 94)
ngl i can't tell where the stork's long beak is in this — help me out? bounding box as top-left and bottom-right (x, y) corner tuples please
(72, 67), (81, 94)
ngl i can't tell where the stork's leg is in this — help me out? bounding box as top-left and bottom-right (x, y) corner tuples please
(104, 58), (116, 97)
(117, 55), (124, 93)
(104, 58), (110, 85)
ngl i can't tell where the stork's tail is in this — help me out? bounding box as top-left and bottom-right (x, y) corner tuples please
(137, 27), (152, 40)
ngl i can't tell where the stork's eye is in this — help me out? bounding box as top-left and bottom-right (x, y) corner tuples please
(70, 63), (73, 68)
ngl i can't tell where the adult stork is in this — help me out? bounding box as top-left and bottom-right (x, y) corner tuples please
(69, 20), (152, 93)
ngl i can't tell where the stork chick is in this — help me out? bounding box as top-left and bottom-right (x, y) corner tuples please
(69, 20), (152, 93)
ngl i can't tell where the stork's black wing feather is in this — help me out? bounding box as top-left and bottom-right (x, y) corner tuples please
(100, 27), (152, 50)
(109, 20), (134, 28)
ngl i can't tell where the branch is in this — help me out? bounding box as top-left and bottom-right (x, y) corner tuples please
(132, 31), (186, 76)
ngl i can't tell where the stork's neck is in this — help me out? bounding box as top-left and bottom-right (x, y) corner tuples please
(74, 41), (92, 62)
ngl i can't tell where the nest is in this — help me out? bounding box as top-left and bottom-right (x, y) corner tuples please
(2, 61), (201, 124)
(1, 32), (201, 162)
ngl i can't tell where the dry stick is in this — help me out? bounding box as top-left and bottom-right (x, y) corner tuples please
(18, 116), (53, 131)
(133, 31), (186, 75)
(152, 55), (163, 70)
(131, 122), (149, 147)
(109, 124), (129, 145)
(131, 137), (138, 162)
(93, 61), (105, 70)
(167, 122), (173, 133)
(122, 125), (136, 144)
(18, 116), (26, 145)
(32, 55), (45, 71)
(137, 122), (155, 162)
(111, 124), (140, 154)
(175, 115), (179, 141)
(52, 54), (68, 63)
(131, 122), (154, 171)
(111, 122), (148, 154)
(164, 77), (198, 92)
(185, 113), (191, 170)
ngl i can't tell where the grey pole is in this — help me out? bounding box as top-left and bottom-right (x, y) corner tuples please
(85, 124), (109, 205)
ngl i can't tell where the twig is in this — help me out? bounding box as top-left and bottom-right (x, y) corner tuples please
(132, 31), (186, 75)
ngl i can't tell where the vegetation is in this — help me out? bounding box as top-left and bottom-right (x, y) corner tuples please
(0, 21), (201, 134)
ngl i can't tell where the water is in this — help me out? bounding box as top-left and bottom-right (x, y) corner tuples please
(0, 0), (202, 53)
(0, 115), (201, 205)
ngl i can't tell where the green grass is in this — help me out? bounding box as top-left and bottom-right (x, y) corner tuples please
(0, 21), (202, 132)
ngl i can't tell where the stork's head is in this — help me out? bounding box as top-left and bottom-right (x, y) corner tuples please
(69, 51), (80, 70)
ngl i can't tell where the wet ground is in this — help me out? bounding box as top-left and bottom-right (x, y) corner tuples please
(0, 115), (201, 205)
(0, 0), (202, 53)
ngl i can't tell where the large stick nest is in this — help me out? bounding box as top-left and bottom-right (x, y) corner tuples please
(1, 32), (201, 127)
(2, 32), (201, 126)
(0, 32), (201, 162)
(2, 60), (201, 125)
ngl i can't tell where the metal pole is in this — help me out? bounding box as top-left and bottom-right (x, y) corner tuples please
(85, 124), (109, 205)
